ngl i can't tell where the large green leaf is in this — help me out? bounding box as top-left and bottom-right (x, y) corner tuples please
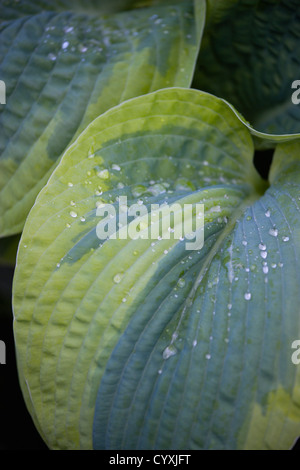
(192, 0), (300, 145)
(0, 0), (204, 237)
(0, 0), (189, 20)
(13, 88), (300, 449)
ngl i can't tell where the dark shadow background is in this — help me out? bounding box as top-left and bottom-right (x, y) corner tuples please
(0, 149), (299, 450)
(0, 265), (48, 450)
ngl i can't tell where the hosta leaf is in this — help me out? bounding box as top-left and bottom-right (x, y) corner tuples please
(192, 0), (300, 145)
(13, 88), (300, 450)
(0, 0), (204, 237)
(0, 0), (189, 21)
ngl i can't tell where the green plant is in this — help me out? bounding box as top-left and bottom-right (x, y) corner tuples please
(1, 0), (300, 450)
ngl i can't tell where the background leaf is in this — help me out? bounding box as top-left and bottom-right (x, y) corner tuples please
(0, 0), (204, 237)
(192, 0), (300, 144)
(13, 88), (300, 449)
(0, 0), (190, 21)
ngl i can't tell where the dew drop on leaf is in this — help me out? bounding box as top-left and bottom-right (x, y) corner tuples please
(162, 345), (177, 360)
(113, 273), (123, 284)
(177, 278), (185, 288)
(132, 185), (146, 197)
(97, 169), (110, 179)
(269, 228), (278, 237)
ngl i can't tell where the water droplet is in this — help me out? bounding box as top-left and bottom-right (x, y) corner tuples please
(282, 236), (289, 242)
(70, 200), (76, 206)
(112, 164), (121, 171)
(242, 240), (248, 246)
(113, 273), (123, 284)
(56, 263), (60, 268)
(68, 182), (73, 187)
(269, 228), (278, 237)
(263, 265), (269, 274)
(177, 278), (185, 288)
(48, 53), (56, 61)
(260, 251), (267, 259)
(210, 205), (221, 213)
(244, 292), (251, 300)
(205, 354), (211, 360)
(265, 210), (271, 217)
(79, 45), (88, 53)
(62, 41), (69, 49)
(192, 340), (197, 347)
(122, 297), (127, 303)
(70, 211), (77, 218)
(80, 216), (86, 222)
(163, 345), (177, 360)
(88, 147), (95, 158)
(132, 185), (146, 198)
(259, 243), (266, 250)
(149, 183), (166, 196)
(97, 169), (109, 179)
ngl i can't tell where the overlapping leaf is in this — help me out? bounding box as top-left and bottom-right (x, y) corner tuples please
(193, 0), (300, 146)
(13, 88), (300, 449)
(0, 0), (204, 237)
(0, 0), (188, 22)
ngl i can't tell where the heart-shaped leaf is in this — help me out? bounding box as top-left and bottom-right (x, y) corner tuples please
(0, 0), (204, 237)
(13, 88), (300, 450)
(193, 0), (300, 146)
